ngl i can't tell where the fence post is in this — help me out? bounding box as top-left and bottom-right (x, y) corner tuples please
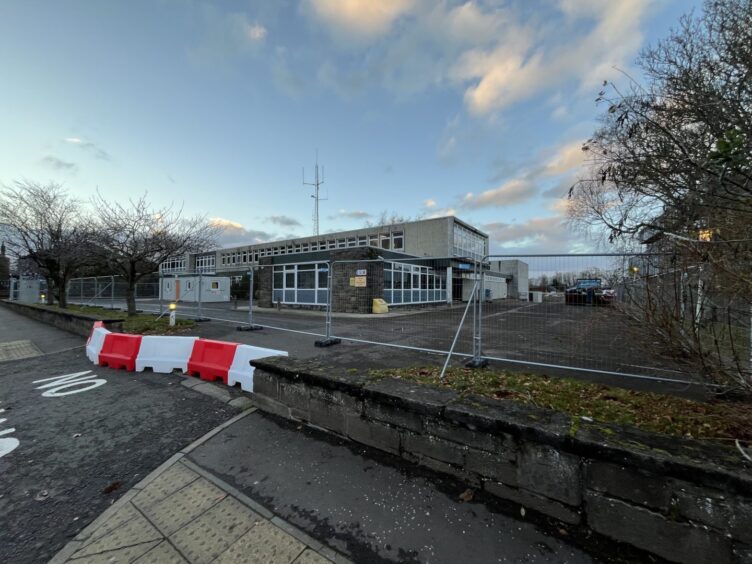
(315, 260), (340, 347)
(440, 277), (479, 379)
(466, 258), (488, 368)
(196, 270), (208, 321)
(237, 267), (261, 331)
(110, 275), (115, 310)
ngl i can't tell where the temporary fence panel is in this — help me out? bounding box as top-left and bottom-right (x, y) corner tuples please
(471, 253), (697, 382)
(327, 258), (475, 356)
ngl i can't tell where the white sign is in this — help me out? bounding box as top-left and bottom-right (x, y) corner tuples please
(356, 269), (367, 276)
(0, 402), (19, 459)
(33, 371), (107, 398)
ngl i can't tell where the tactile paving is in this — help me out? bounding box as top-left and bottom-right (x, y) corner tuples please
(0, 339), (41, 361)
(294, 549), (334, 564)
(74, 510), (162, 558)
(139, 478), (227, 536)
(133, 463), (199, 510)
(133, 540), (188, 563)
(213, 521), (306, 564)
(170, 497), (261, 563)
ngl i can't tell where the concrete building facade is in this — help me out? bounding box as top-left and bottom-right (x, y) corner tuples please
(161, 216), (528, 313)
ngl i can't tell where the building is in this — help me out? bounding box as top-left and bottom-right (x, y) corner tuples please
(161, 216), (527, 313)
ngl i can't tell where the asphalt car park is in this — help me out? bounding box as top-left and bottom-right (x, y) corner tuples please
(119, 297), (694, 390)
(0, 348), (237, 564)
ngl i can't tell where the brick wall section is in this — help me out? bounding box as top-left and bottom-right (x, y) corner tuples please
(256, 258), (274, 308)
(0, 301), (124, 336)
(249, 356), (752, 564)
(330, 248), (384, 314)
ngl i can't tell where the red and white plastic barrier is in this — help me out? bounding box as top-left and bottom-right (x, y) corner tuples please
(86, 322), (110, 364)
(86, 323), (286, 393)
(98, 333), (143, 372)
(136, 336), (198, 374)
(228, 344), (288, 392)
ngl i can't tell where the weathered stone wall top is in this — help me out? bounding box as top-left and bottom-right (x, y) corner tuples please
(251, 356), (751, 495)
(0, 300), (124, 337)
(251, 356), (752, 563)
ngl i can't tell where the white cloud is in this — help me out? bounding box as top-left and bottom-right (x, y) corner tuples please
(63, 137), (111, 161)
(268, 215), (301, 227)
(463, 178), (535, 209)
(423, 199), (437, 208)
(305, 0), (416, 41)
(209, 217), (274, 246)
(245, 22), (267, 42)
(463, 139), (587, 209)
(329, 209), (372, 220)
(40, 155), (77, 172)
(451, 0), (649, 115)
(542, 140), (588, 176)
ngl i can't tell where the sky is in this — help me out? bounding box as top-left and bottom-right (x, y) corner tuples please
(0, 0), (701, 254)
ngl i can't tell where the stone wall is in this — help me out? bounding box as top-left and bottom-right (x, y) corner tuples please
(249, 356), (752, 564)
(0, 301), (124, 336)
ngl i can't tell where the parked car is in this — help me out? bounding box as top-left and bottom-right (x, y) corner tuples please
(564, 278), (615, 306)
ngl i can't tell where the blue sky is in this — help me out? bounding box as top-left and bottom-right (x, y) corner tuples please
(0, 0), (700, 253)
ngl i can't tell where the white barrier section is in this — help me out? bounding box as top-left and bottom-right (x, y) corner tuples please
(135, 336), (198, 374)
(228, 345), (288, 392)
(86, 328), (111, 364)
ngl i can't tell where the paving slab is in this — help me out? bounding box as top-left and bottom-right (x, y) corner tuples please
(0, 339), (42, 361)
(188, 410), (599, 563)
(213, 520), (307, 564)
(169, 496), (261, 563)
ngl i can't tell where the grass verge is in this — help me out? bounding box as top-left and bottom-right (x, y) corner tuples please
(40, 304), (196, 335)
(369, 366), (752, 444)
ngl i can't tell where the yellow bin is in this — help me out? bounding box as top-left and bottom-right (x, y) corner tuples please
(372, 298), (389, 314)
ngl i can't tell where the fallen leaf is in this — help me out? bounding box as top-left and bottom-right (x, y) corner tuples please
(458, 489), (474, 502)
(102, 481), (122, 494)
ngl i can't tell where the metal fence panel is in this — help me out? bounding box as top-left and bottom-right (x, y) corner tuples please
(474, 253), (700, 382)
(328, 258), (475, 356)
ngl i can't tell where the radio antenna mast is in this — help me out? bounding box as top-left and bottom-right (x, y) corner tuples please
(303, 151), (326, 236)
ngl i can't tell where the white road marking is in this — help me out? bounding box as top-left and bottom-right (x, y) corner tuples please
(0, 405), (19, 459)
(33, 370), (107, 397)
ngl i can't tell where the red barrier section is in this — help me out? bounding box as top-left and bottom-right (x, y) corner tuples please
(86, 321), (105, 345)
(98, 333), (143, 372)
(187, 339), (239, 384)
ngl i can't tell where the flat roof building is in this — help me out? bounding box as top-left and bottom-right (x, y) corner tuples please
(160, 216), (524, 313)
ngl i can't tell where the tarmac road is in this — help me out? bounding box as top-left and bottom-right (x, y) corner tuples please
(0, 348), (238, 563)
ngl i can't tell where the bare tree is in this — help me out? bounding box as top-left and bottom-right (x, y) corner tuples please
(0, 181), (92, 307)
(364, 210), (420, 227)
(91, 193), (217, 316)
(569, 0), (752, 391)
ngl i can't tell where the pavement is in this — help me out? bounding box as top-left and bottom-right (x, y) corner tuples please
(0, 305), (604, 563)
(51, 410), (340, 564)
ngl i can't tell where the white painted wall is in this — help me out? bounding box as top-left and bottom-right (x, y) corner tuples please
(161, 276), (231, 302)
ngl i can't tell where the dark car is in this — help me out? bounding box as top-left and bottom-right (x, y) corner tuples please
(564, 278), (615, 306)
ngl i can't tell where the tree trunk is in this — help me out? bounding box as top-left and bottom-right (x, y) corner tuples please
(126, 283), (137, 317)
(57, 282), (67, 308)
(127, 261), (138, 317)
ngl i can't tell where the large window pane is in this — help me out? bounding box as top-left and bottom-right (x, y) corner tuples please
(297, 289), (315, 303)
(298, 270), (315, 289)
